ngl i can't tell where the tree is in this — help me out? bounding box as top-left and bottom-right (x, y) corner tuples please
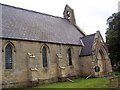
(106, 12), (120, 67)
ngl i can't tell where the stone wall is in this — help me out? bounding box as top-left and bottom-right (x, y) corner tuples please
(0, 39), (2, 89)
(94, 31), (112, 77)
(79, 55), (95, 77)
(2, 39), (82, 88)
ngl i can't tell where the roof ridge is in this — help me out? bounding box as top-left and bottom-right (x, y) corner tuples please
(87, 33), (96, 36)
(0, 3), (65, 20)
(81, 33), (96, 39)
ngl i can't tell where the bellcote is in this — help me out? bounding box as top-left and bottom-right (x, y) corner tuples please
(63, 4), (76, 25)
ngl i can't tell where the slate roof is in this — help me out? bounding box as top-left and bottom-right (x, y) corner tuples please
(80, 34), (95, 56)
(0, 4), (84, 45)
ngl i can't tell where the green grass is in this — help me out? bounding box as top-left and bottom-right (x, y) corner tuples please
(35, 78), (109, 88)
(7, 72), (120, 90)
(11, 72), (120, 90)
(16, 77), (109, 90)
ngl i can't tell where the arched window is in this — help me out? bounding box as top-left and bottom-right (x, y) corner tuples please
(68, 48), (72, 65)
(42, 46), (48, 67)
(99, 49), (105, 59)
(5, 44), (12, 69)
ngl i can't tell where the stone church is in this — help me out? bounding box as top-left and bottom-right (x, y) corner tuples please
(0, 3), (112, 88)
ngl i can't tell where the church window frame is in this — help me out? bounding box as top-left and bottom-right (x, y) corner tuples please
(5, 44), (13, 69)
(42, 46), (48, 68)
(3, 42), (16, 69)
(68, 48), (72, 65)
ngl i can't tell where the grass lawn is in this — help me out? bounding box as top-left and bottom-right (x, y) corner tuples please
(8, 72), (120, 90)
(34, 78), (109, 88)
(16, 77), (110, 90)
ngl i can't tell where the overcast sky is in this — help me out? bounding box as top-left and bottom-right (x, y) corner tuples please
(1, 0), (119, 40)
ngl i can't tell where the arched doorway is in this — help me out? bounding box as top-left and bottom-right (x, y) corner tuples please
(97, 49), (107, 77)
